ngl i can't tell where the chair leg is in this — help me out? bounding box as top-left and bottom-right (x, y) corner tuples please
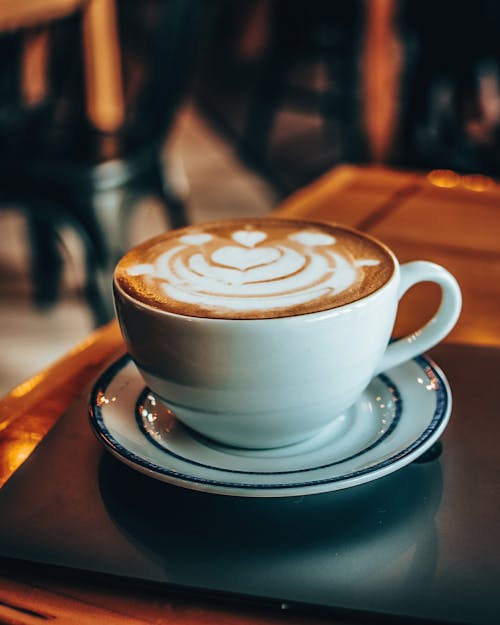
(27, 216), (63, 309)
(83, 249), (115, 326)
(28, 209), (114, 326)
(240, 48), (288, 167)
(146, 154), (189, 230)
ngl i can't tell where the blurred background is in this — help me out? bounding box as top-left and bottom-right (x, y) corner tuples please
(1, 0), (500, 394)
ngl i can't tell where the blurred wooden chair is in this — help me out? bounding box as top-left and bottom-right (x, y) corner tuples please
(0, 0), (203, 325)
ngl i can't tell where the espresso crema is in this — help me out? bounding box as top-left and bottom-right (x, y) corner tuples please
(115, 219), (395, 319)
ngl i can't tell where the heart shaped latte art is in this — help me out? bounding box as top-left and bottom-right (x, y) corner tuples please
(211, 245), (280, 271)
(232, 230), (267, 247)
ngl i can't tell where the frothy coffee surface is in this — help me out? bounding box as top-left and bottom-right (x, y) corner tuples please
(115, 219), (394, 319)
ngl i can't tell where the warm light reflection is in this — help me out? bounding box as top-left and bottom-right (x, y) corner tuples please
(5, 437), (39, 473)
(427, 169), (461, 188)
(428, 169), (497, 192)
(423, 367), (440, 391)
(374, 385), (395, 435)
(96, 390), (110, 406)
(0, 320), (124, 488)
(0, 419), (55, 488)
(9, 372), (45, 399)
(462, 174), (495, 192)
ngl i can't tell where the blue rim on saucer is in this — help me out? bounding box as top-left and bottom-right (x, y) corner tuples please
(89, 354), (450, 497)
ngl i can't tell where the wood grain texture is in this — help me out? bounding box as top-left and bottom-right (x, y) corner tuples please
(0, 321), (124, 487)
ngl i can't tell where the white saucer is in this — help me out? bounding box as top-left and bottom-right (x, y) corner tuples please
(89, 355), (451, 498)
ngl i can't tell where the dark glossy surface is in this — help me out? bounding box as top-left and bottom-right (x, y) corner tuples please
(0, 343), (498, 624)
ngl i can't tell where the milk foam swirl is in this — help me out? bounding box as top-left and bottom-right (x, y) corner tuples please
(123, 226), (384, 316)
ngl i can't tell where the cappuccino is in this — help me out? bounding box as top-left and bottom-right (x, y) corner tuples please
(113, 217), (461, 448)
(115, 218), (395, 319)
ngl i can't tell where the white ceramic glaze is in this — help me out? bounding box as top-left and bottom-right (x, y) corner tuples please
(113, 228), (461, 449)
(89, 355), (451, 497)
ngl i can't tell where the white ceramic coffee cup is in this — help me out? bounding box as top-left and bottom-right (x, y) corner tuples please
(113, 233), (461, 449)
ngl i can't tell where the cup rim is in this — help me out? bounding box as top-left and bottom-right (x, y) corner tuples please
(113, 218), (399, 324)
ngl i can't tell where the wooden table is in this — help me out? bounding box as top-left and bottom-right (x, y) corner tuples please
(0, 165), (499, 624)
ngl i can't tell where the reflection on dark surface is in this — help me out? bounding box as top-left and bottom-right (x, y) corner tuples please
(99, 452), (442, 614)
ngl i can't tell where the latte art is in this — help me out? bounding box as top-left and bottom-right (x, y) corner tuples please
(115, 219), (394, 319)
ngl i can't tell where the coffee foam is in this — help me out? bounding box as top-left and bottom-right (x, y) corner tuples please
(115, 219), (395, 319)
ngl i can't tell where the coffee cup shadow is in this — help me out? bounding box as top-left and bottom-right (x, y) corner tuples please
(98, 451), (443, 599)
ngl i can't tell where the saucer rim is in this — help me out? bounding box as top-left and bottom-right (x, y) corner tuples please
(89, 354), (450, 497)
(134, 373), (403, 475)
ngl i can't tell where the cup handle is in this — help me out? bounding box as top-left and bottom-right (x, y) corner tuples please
(374, 261), (462, 375)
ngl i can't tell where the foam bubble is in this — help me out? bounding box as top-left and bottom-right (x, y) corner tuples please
(289, 232), (336, 246)
(355, 259), (381, 267)
(180, 233), (213, 245)
(232, 230), (267, 247)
